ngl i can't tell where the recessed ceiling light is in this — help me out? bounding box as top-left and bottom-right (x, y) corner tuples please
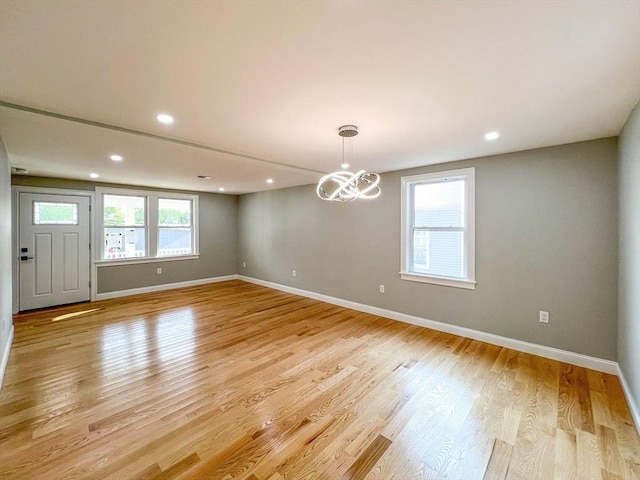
(218, 187), (225, 192)
(156, 113), (174, 125)
(485, 131), (500, 140)
(89, 173), (99, 179)
(110, 154), (123, 162)
(197, 175), (212, 180)
(266, 178), (274, 184)
(341, 163), (350, 170)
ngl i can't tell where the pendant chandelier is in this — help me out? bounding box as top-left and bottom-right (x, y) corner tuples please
(316, 125), (381, 202)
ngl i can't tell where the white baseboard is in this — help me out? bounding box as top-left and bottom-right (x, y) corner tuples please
(617, 365), (640, 432)
(95, 274), (240, 300)
(0, 324), (14, 392)
(237, 275), (619, 375)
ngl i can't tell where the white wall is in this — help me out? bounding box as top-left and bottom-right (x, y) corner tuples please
(618, 100), (640, 419)
(0, 136), (14, 389)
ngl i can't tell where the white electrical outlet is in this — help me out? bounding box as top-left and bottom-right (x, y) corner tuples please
(242, 261), (246, 268)
(292, 270), (296, 277)
(539, 311), (549, 323)
(379, 285), (385, 293)
(156, 267), (162, 275)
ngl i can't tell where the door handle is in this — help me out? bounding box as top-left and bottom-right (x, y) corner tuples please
(20, 256), (34, 261)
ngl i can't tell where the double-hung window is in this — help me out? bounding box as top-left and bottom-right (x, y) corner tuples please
(401, 167), (475, 289)
(96, 187), (199, 263)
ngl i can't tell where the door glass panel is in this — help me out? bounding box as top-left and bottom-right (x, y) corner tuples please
(33, 201), (79, 225)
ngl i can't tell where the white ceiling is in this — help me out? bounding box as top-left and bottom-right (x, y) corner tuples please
(1, 0), (639, 194)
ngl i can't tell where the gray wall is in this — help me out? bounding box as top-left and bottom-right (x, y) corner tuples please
(239, 138), (619, 360)
(11, 176), (238, 295)
(0, 138), (13, 389)
(7, 137), (623, 364)
(618, 101), (640, 416)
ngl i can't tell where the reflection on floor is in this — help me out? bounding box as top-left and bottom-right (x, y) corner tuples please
(53, 308), (103, 322)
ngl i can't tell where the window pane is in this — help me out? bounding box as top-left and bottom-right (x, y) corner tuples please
(158, 227), (192, 256)
(412, 230), (463, 278)
(414, 179), (464, 227)
(33, 202), (78, 225)
(104, 195), (145, 226)
(104, 227), (146, 259)
(158, 198), (191, 226)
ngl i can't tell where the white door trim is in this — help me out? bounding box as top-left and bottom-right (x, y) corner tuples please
(12, 186), (96, 313)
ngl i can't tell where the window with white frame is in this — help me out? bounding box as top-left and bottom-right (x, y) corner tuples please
(96, 188), (198, 262)
(400, 167), (475, 289)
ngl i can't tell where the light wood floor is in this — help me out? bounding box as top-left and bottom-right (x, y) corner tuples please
(1, 280), (638, 480)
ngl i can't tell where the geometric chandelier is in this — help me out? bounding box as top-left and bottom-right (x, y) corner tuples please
(316, 125), (381, 202)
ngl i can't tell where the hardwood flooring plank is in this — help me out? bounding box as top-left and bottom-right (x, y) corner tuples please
(342, 434), (392, 480)
(577, 429), (604, 480)
(482, 438), (513, 480)
(555, 428), (577, 480)
(149, 453), (201, 480)
(577, 366), (596, 434)
(617, 421), (640, 464)
(557, 364), (582, 434)
(598, 424), (624, 477)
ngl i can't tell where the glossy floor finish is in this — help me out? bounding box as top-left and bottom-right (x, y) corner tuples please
(1, 281), (638, 479)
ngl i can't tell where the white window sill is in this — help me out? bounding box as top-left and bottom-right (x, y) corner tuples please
(399, 272), (476, 290)
(95, 254), (200, 267)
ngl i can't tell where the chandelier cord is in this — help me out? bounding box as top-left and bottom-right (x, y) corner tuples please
(342, 136), (345, 166)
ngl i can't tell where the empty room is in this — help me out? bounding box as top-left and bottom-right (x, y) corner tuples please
(0, 1), (639, 479)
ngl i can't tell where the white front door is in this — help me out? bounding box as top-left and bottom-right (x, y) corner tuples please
(19, 192), (91, 311)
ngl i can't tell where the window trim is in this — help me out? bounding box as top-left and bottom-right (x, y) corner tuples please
(95, 187), (199, 264)
(400, 167), (476, 289)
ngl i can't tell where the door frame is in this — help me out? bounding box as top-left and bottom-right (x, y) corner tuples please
(12, 186), (96, 313)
